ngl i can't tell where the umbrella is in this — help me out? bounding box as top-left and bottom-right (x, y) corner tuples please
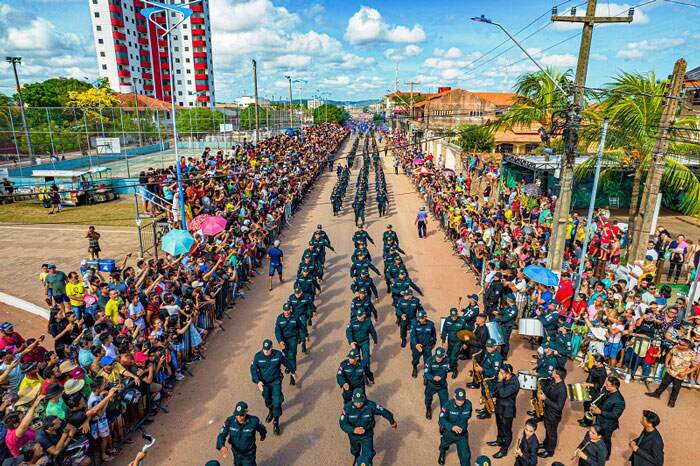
(442, 168), (456, 177)
(161, 229), (195, 256)
(412, 157), (424, 165)
(188, 214), (211, 232)
(200, 215), (228, 236)
(413, 166), (431, 175)
(523, 265), (559, 287)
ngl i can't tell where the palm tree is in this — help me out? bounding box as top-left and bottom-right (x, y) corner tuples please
(575, 72), (700, 235)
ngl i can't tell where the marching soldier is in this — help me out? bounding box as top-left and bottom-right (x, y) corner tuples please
(537, 368), (567, 458)
(490, 363), (519, 458)
(351, 269), (379, 301)
(274, 303), (304, 386)
(250, 339), (288, 435)
(424, 347), (450, 419)
(350, 251), (380, 278)
(461, 294), (480, 331)
(410, 310), (436, 378)
(382, 224), (399, 247)
(440, 307), (466, 378)
(475, 339), (502, 420)
(350, 288), (378, 321)
(390, 269), (423, 306)
(376, 191), (388, 217)
(337, 348), (373, 403)
(346, 308), (378, 372)
(396, 289), (423, 347)
(339, 388), (397, 464)
(352, 224), (375, 246)
(216, 401), (267, 466)
(352, 242), (373, 263)
(536, 303), (560, 341)
(494, 294), (518, 359)
(437, 387), (472, 466)
(310, 229), (335, 266)
(287, 285), (312, 353)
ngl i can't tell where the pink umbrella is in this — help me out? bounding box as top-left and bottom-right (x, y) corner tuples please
(412, 157), (424, 165)
(200, 215), (228, 236)
(188, 214), (211, 232)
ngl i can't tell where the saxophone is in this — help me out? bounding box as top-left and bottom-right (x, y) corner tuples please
(531, 376), (549, 418)
(481, 376), (496, 414)
(470, 349), (484, 384)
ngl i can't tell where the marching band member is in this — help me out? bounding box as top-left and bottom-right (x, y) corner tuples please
(592, 376), (625, 460)
(490, 363), (519, 458)
(572, 425), (608, 466)
(513, 419), (539, 466)
(537, 368), (567, 459)
(579, 354), (608, 427)
(629, 410), (664, 466)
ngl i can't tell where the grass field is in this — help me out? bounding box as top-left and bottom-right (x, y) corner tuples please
(0, 199), (137, 227)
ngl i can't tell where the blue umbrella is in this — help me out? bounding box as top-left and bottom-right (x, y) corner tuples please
(161, 229), (194, 256)
(523, 265), (559, 287)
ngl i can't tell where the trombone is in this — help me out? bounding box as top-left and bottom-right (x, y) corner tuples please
(584, 391), (607, 421)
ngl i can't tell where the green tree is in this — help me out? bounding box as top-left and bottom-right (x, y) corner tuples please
(175, 108), (227, 134)
(372, 113), (384, 124)
(239, 104), (267, 130)
(19, 78), (92, 108)
(312, 104), (345, 124)
(453, 124), (495, 152)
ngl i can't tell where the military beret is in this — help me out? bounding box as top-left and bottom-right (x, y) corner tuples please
(435, 347), (446, 358)
(282, 303), (291, 311)
(354, 308), (364, 318)
(417, 310), (427, 318)
(348, 349), (359, 359)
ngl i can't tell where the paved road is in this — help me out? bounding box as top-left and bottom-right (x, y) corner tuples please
(115, 136), (698, 466)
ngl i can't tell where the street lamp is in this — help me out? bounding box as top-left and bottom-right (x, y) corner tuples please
(470, 15), (570, 100)
(142, 0), (199, 230)
(6, 56), (33, 159)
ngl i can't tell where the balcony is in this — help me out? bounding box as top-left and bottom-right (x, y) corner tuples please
(116, 57), (129, 65)
(195, 84), (209, 91)
(143, 84), (153, 91)
(139, 49), (149, 56)
(193, 52), (207, 58)
(143, 72), (152, 79)
(158, 39), (168, 47)
(197, 95), (210, 102)
(134, 0), (145, 7)
(114, 44), (127, 52)
(191, 17), (205, 24)
(111, 18), (124, 27)
(117, 69), (131, 78)
(163, 85), (172, 92)
(140, 61), (151, 68)
(190, 4), (204, 12)
(155, 16), (165, 24)
(138, 37), (148, 45)
(135, 12), (145, 21)
(160, 62), (170, 69)
(194, 63), (207, 69)
(108, 4), (122, 14)
(119, 82), (131, 87)
(194, 73), (208, 80)
(137, 25), (147, 33)
(192, 28), (205, 36)
(112, 31), (126, 41)
(192, 40), (206, 47)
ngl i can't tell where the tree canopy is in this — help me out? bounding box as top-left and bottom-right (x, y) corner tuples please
(312, 104), (345, 124)
(176, 108), (227, 133)
(453, 124), (495, 152)
(19, 78), (93, 108)
(239, 104), (267, 130)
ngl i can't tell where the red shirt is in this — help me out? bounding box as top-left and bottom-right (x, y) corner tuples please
(555, 279), (574, 310)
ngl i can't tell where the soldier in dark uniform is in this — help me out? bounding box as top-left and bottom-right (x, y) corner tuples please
(339, 388), (397, 463)
(350, 251), (380, 278)
(410, 310), (436, 378)
(286, 286), (312, 353)
(250, 339), (288, 435)
(461, 294), (480, 331)
(536, 304), (560, 341)
(484, 272), (505, 318)
(216, 401), (267, 466)
(351, 269), (378, 301)
(437, 387), (472, 466)
(376, 191), (388, 217)
(382, 224), (399, 247)
(346, 308), (378, 373)
(390, 269), (423, 306)
(352, 224), (374, 246)
(424, 347), (450, 419)
(337, 348), (373, 403)
(440, 307), (466, 378)
(489, 363), (519, 458)
(274, 303), (304, 386)
(350, 288), (378, 321)
(552, 324), (573, 369)
(475, 339), (502, 420)
(396, 289), (423, 347)
(537, 368), (567, 458)
(494, 294), (518, 359)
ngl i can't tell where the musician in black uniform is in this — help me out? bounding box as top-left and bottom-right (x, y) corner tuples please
(490, 363), (519, 458)
(465, 314), (489, 360)
(537, 368), (567, 459)
(629, 410), (664, 466)
(514, 419), (539, 466)
(579, 354), (608, 427)
(572, 425), (608, 466)
(591, 376), (625, 460)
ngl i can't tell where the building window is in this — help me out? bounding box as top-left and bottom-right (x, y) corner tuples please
(92, 0), (97, 3)
(174, 47), (179, 51)
(184, 35), (188, 40)
(185, 58), (190, 63)
(184, 47), (189, 51)
(187, 80), (192, 85)
(98, 38), (103, 44)
(176, 69), (181, 74)
(100, 52), (105, 57)
(96, 25), (102, 31)
(186, 69), (191, 74)
(177, 80), (182, 85)
(102, 64), (107, 70)
(94, 12), (100, 18)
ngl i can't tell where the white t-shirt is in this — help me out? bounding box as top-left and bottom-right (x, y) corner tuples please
(607, 323), (624, 344)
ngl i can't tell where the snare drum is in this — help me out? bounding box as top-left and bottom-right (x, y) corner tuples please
(518, 318), (544, 338)
(567, 383), (591, 402)
(517, 371), (538, 391)
(486, 322), (504, 346)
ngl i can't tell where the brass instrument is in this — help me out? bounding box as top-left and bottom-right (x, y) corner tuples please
(480, 376), (496, 414)
(513, 432), (524, 458)
(531, 376), (549, 418)
(584, 391), (607, 421)
(470, 349), (484, 383)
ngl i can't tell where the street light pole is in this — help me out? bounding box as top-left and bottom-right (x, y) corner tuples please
(252, 59), (260, 144)
(6, 57), (33, 160)
(285, 75), (293, 128)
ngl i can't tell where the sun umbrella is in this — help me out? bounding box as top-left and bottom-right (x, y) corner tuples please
(188, 214), (211, 232)
(523, 265), (559, 286)
(200, 215), (228, 236)
(442, 168), (456, 177)
(412, 157), (424, 165)
(413, 166), (431, 175)
(161, 229), (195, 256)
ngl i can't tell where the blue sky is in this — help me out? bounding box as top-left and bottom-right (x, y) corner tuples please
(1, 0), (699, 102)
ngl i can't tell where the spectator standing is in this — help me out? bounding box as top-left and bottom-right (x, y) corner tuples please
(267, 240), (284, 291)
(86, 226), (102, 260)
(416, 206), (428, 239)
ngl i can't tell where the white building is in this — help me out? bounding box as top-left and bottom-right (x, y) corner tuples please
(88, 0), (215, 108)
(233, 96), (271, 108)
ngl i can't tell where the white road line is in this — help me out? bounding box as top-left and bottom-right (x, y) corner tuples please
(0, 292), (49, 320)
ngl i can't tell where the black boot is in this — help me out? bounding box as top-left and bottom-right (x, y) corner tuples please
(493, 450), (508, 459)
(411, 366), (418, 378)
(265, 408), (273, 423)
(426, 405), (432, 420)
(438, 450), (446, 465)
(401, 339), (407, 348)
(301, 341), (308, 354)
(273, 418), (280, 435)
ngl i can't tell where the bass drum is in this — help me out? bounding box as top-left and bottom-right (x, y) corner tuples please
(518, 318), (544, 337)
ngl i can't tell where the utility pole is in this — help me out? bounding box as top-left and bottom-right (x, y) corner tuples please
(6, 57), (33, 159)
(285, 75), (293, 128)
(404, 81), (419, 145)
(628, 58), (687, 263)
(546, 0), (633, 273)
(252, 59), (260, 144)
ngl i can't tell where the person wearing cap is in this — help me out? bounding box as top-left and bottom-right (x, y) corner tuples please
(346, 308), (379, 373)
(250, 339), (289, 435)
(410, 310), (437, 378)
(474, 339), (502, 419)
(0, 322), (25, 353)
(537, 368), (567, 458)
(274, 303), (305, 386)
(337, 349), (373, 403)
(390, 269), (423, 306)
(382, 224), (399, 247)
(490, 363), (520, 458)
(461, 294), (481, 331)
(396, 289), (423, 347)
(376, 189), (388, 217)
(535, 300), (559, 341)
(310, 229), (335, 267)
(351, 269), (379, 301)
(294, 267), (321, 326)
(350, 251), (380, 278)
(474, 455), (491, 466)
(352, 191), (366, 227)
(339, 388), (397, 463)
(45, 264), (70, 312)
(494, 294), (518, 359)
(424, 347), (450, 419)
(352, 241), (373, 264)
(437, 387), (472, 465)
(513, 419), (539, 466)
(286, 286), (312, 353)
(266, 240), (284, 291)
(216, 401), (267, 466)
(440, 308), (467, 379)
(552, 324), (572, 369)
(350, 287), (378, 321)
(352, 224), (374, 247)
(415, 205), (429, 238)
(312, 224), (332, 249)
(465, 314), (490, 368)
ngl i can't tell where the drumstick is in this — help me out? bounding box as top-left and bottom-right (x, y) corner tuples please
(458, 296), (462, 309)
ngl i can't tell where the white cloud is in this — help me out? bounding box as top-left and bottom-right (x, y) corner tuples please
(345, 6), (426, 45)
(273, 54), (312, 68)
(209, 0), (298, 33)
(591, 53), (608, 62)
(540, 53), (577, 67)
(551, 3), (650, 31)
(615, 38), (685, 59)
(384, 45), (423, 61)
(307, 3), (325, 26)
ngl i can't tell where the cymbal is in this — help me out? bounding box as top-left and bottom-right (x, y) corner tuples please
(456, 329), (477, 342)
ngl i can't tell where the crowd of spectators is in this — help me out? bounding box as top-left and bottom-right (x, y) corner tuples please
(0, 124), (347, 465)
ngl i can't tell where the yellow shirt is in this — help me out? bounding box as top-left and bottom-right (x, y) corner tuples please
(39, 272), (48, 284)
(18, 375), (44, 395)
(97, 362), (126, 385)
(104, 298), (123, 325)
(65, 281), (85, 307)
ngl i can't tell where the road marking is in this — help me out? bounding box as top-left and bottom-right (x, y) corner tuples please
(0, 292), (49, 320)
(0, 225), (135, 234)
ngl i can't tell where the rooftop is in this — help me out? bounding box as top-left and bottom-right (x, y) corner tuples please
(115, 93), (182, 111)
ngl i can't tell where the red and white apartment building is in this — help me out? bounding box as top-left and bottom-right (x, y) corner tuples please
(88, 0), (215, 108)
